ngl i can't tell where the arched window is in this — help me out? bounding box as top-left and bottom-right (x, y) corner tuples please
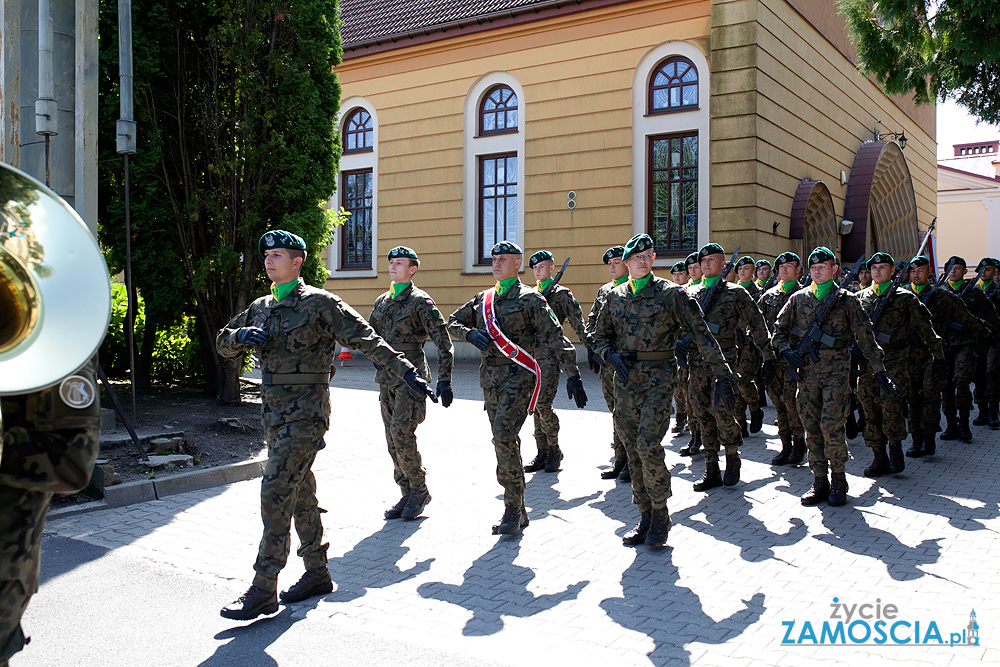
(343, 108), (373, 153)
(648, 56), (698, 113)
(479, 85), (518, 136)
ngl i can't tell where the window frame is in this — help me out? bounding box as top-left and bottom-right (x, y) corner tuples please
(342, 108), (374, 154)
(478, 84), (519, 137)
(647, 56), (699, 115)
(476, 152), (519, 265)
(340, 168), (374, 270)
(646, 131), (699, 253)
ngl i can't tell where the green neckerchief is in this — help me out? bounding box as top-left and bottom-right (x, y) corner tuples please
(911, 282), (929, 295)
(811, 279), (835, 300)
(739, 281), (755, 290)
(948, 279), (966, 291)
(495, 277), (519, 295)
(781, 280), (797, 293)
(613, 275), (629, 287)
(271, 278), (303, 302)
(979, 278), (994, 291)
(537, 278), (554, 293)
(629, 273), (654, 295)
(390, 281), (411, 299)
(873, 280), (892, 296)
(701, 274), (721, 288)
(757, 278), (767, 287)
(689, 277), (702, 286)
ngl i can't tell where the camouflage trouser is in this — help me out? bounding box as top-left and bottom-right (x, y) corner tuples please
(613, 365), (674, 511)
(973, 343), (999, 405)
(858, 356), (909, 446)
(688, 360), (742, 462)
(484, 370), (533, 508)
(735, 343), (762, 413)
(253, 420), (330, 592)
(943, 344), (976, 416)
(0, 579), (30, 665)
(532, 358), (560, 454)
(907, 350), (940, 439)
(674, 366), (689, 416)
(379, 383), (427, 494)
(599, 364), (626, 461)
(796, 366), (850, 473)
(765, 357), (804, 438)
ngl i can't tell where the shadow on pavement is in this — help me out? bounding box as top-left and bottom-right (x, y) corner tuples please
(200, 596), (323, 667)
(524, 468), (601, 521)
(39, 535), (111, 586)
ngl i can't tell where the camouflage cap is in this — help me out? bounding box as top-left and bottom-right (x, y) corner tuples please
(258, 229), (307, 258)
(670, 260), (687, 273)
(602, 245), (625, 264)
(868, 251), (895, 267)
(947, 255), (967, 267)
(774, 251), (800, 267)
(622, 234), (654, 261)
(755, 259), (772, 269)
(685, 252), (700, 267)
(807, 246), (837, 266)
(910, 255), (930, 267)
(976, 257), (998, 271)
(491, 240), (523, 256)
(528, 250), (554, 268)
(698, 242), (725, 260)
(387, 246), (418, 261)
(735, 256), (755, 268)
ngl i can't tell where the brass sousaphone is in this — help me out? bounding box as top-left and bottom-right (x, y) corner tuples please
(0, 162), (112, 456)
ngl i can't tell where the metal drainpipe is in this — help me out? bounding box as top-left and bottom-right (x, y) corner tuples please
(34, 0), (58, 186)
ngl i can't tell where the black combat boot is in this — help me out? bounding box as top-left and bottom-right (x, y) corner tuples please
(622, 511), (651, 546)
(940, 414), (960, 440)
(384, 494), (409, 520)
(544, 446), (563, 473)
(788, 436), (806, 465)
(990, 402), (1000, 429)
(801, 472), (830, 506)
(771, 434), (793, 465)
(905, 434), (924, 458)
(887, 443), (905, 474)
(601, 457), (627, 480)
(923, 433), (936, 455)
(959, 410), (973, 443)
(749, 408), (764, 434)
(492, 505), (529, 535)
(723, 452), (741, 486)
(679, 431), (702, 457)
(758, 390), (767, 409)
(693, 459), (723, 491)
(740, 414), (749, 438)
(619, 465), (631, 483)
(845, 409), (859, 440)
(973, 404), (990, 426)
(280, 569), (334, 604)
(672, 413), (687, 434)
(401, 488), (431, 520)
(864, 443), (891, 477)
(220, 586), (279, 620)
(827, 471), (848, 507)
(644, 508), (671, 547)
(523, 450), (547, 473)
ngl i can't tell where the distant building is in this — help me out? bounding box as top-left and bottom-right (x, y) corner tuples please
(937, 141), (1000, 274)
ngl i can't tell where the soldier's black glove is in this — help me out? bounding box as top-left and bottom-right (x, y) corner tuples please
(675, 337), (691, 369)
(781, 349), (805, 369)
(874, 371), (900, 397)
(566, 376), (588, 408)
(466, 329), (492, 351)
(587, 347), (604, 374)
(404, 369), (438, 403)
(713, 375), (737, 412)
(931, 359), (949, 392)
(436, 380), (453, 408)
(849, 344), (864, 366)
(235, 326), (269, 347)
(606, 351), (633, 382)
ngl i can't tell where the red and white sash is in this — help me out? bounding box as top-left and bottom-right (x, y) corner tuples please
(482, 287), (542, 413)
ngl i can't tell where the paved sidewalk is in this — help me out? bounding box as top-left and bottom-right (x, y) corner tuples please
(20, 363), (999, 666)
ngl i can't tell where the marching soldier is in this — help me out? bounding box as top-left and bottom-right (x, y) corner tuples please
(972, 258), (1000, 428)
(857, 264), (872, 291)
(755, 259), (773, 290)
(592, 234), (735, 547)
(369, 246), (455, 521)
(524, 250), (589, 473)
(586, 245), (630, 481)
(903, 255), (984, 457)
(677, 251), (704, 451)
(669, 261), (690, 436)
(683, 243), (773, 490)
(670, 260), (689, 286)
(759, 252), (806, 465)
(735, 256), (761, 299)
(855, 253), (943, 477)
(448, 241), (585, 535)
(686, 251), (703, 286)
(733, 255), (765, 434)
(217, 230), (433, 619)
(772, 247), (888, 507)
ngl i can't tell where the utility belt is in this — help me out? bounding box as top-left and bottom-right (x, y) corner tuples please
(262, 372), (331, 386)
(790, 327), (850, 349)
(391, 341), (424, 352)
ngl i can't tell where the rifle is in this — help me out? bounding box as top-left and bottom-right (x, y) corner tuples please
(786, 255), (866, 381)
(758, 275), (778, 300)
(936, 257), (956, 287)
(541, 257), (570, 298)
(676, 246), (741, 369)
(868, 219), (936, 340)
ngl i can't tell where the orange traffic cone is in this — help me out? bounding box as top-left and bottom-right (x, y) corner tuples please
(337, 348), (353, 366)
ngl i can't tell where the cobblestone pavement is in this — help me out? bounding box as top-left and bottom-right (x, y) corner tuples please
(23, 362), (999, 666)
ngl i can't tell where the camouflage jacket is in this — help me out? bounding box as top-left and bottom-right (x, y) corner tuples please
(448, 281), (579, 386)
(906, 283), (987, 348)
(592, 275), (732, 377)
(687, 280), (774, 363)
(217, 283), (414, 428)
(539, 283), (590, 357)
(586, 281), (616, 338)
(759, 282), (796, 331)
(857, 284), (943, 363)
(772, 287), (886, 374)
(369, 283), (454, 387)
(941, 281), (999, 346)
(0, 357), (100, 585)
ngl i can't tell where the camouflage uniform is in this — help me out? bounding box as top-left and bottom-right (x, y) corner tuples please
(587, 279), (627, 463)
(973, 279), (1000, 421)
(759, 282), (805, 444)
(217, 283), (415, 592)
(592, 276), (732, 511)
(940, 281), (1000, 432)
(448, 281), (577, 509)
(369, 283), (454, 496)
(1, 359), (100, 665)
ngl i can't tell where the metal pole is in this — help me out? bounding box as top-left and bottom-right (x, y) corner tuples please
(117, 0), (137, 419)
(35, 0), (58, 184)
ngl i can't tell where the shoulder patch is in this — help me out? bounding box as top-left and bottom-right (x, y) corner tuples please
(677, 287), (686, 295)
(426, 298), (434, 306)
(59, 375), (96, 409)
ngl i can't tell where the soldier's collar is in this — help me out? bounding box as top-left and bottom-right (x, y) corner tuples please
(390, 281), (412, 299)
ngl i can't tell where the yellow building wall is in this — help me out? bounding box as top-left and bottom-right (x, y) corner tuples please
(937, 199), (989, 275)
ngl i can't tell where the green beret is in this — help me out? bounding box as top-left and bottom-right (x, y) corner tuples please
(868, 252), (895, 267)
(491, 240), (523, 256)
(528, 250), (554, 268)
(387, 246), (418, 261)
(622, 234), (654, 261)
(735, 256), (755, 268)
(755, 259), (771, 269)
(947, 255), (966, 268)
(670, 261), (687, 273)
(698, 243), (725, 260)
(258, 229), (307, 258)
(774, 252), (800, 267)
(602, 246), (625, 264)
(685, 252), (700, 267)
(909, 255), (930, 268)
(807, 246), (837, 267)
(976, 257), (998, 271)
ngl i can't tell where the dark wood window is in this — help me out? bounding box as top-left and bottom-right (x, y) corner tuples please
(648, 132), (697, 252)
(479, 85), (518, 136)
(649, 56), (698, 113)
(343, 109), (373, 153)
(477, 153), (518, 264)
(341, 169), (373, 269)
